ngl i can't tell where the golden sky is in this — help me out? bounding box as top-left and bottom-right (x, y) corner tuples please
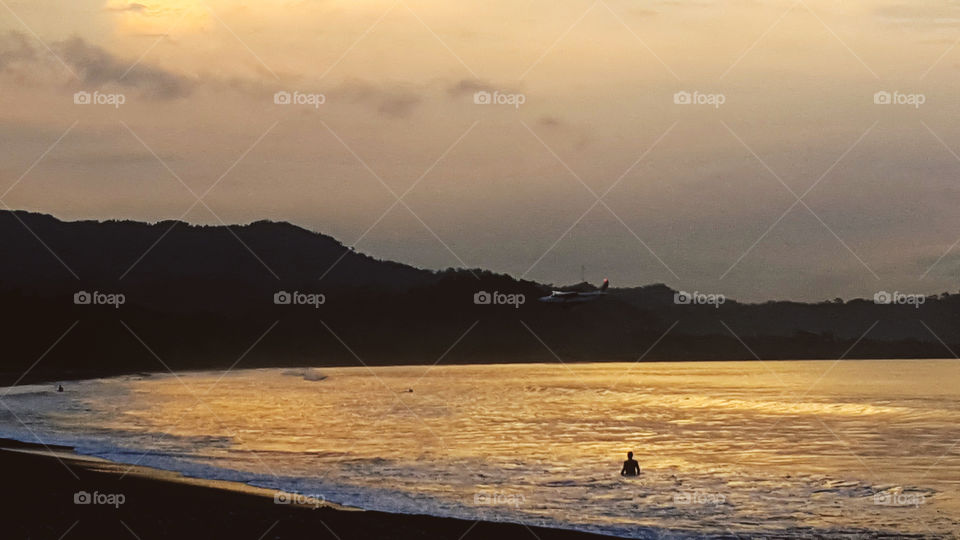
(1, 0), (959, 301)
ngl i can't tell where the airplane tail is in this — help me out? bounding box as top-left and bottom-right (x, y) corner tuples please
(600, 278), (609, 292)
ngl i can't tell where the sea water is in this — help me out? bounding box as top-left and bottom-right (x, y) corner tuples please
(1, 360), (958, 538)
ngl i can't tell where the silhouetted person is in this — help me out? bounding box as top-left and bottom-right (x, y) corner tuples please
(57, 385), (63, 393)
(621, 451), (640, 476)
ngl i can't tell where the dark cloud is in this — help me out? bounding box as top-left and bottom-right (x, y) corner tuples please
(328, 79), (423, 117)
(447, 78), (495, 96)
(55, 36), (193, 99)
(0, 32), (432, 114)
(0, 32), (193, 99)
(447, 78), (523, 100)
(0, 32), (37, 70)
(378, 93), (421, 117)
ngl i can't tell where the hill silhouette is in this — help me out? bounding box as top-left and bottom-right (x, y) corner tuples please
(0, 210), (957, 384)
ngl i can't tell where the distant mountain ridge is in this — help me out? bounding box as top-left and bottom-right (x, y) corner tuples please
(0, 211), (435, 310)
(0, 210), (957, 384)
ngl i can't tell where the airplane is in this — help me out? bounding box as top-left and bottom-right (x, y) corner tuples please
(538, 279), (609, 304)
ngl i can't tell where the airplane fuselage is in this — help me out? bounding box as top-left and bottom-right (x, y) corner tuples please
(538, 291), (606, 304)
(538, 278), (609, 304)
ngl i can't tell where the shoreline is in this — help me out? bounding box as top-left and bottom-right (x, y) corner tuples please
(0, 437), (627, 540)
(4, 356), (954, 387)
(0, 437), (936, 540)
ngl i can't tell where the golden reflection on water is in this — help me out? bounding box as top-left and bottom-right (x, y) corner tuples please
(76, 360), (960, 536)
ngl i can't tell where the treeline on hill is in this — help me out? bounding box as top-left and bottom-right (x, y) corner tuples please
(0, 210), (957, 384)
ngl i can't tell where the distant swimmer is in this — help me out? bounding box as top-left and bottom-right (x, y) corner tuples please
(57, 384), (63, 393)
(621, 451), (640, 477)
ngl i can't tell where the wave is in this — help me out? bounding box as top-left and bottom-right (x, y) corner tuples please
(0, 384), (57, 397)
(280, 368), (328, 381)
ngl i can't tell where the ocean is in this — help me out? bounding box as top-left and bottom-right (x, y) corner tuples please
(1, 360), (957, 538)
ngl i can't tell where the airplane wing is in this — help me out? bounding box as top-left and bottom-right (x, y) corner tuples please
(552, 291), (579, 298)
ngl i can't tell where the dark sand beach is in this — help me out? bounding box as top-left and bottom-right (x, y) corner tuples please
(0, 438), (622, 540)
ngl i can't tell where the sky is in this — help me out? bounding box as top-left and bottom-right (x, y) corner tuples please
(1, 0), (959, 302)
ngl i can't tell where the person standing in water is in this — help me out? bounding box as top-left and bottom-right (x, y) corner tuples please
(621, 451), (640, 476)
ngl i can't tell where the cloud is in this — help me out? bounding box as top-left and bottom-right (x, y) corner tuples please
(447, 78), (524, 102)
(447, 78), (495, 96)
(538, 116), (562, 128)
(873, 3), (960, 27)
(55, 36), (193, 99)
(378, 93), (421, 117)
(0, 32), (37, 70)
(105, 2), (149, 13)
(0, 32), (427, 116)
(0, 32), (193, 99)
(447, 78), (523, 97)
(328, 79), (423, 117)
(914, 250), (960, 280)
